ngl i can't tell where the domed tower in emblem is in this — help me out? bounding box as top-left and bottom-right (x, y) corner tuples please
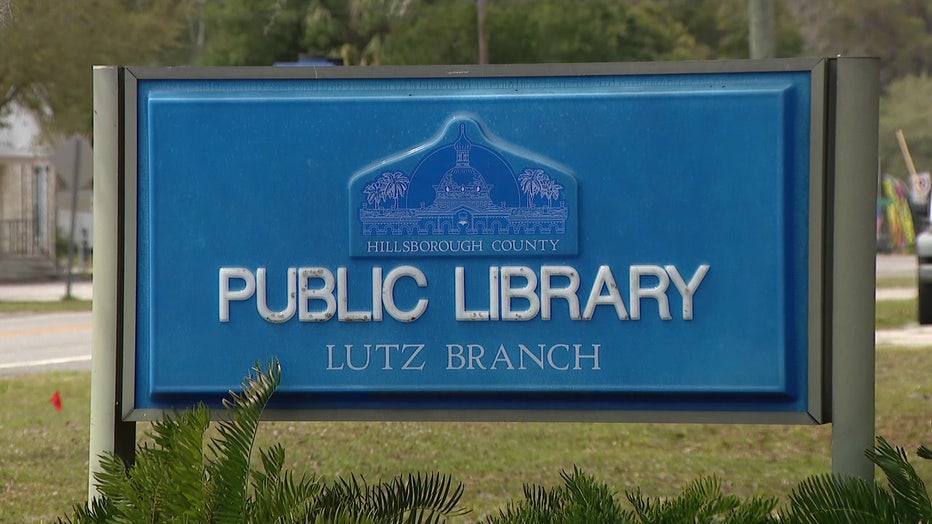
(429, 123), (497, 211)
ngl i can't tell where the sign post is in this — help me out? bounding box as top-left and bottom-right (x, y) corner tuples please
(829, 58), (878, 479)
(90, 57), (878, 496)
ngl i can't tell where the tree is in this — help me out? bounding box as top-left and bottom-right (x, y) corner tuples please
(196, 0), (412, 66)
(379, 0), (480, 65)
(786, 0), (932, 87)
(196, 0), (307, 66)
(381, 0), (702, 65)
(880, 74), (932, 178)
(0, 0), (191, 139)
(656, 0), (802, 59)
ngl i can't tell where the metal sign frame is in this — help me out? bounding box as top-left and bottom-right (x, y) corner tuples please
(90, 57), (877, 488)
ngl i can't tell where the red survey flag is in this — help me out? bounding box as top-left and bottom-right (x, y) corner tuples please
(51, 391), (62, 411)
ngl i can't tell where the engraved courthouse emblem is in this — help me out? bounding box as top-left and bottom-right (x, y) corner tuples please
(349, 117), (578, 257)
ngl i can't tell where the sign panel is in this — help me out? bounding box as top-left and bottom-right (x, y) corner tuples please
(122, 62), (827, 422)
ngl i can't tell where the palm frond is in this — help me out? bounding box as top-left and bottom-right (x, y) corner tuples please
(83, 406), (212, 522)
(625, 476), (776, 524)
(919, 445), (932, 461)
(250, 442), (323, 523)
(311, 474), (375, 523)
(866, 436), (932, 522)
(487, 484), (561, 524)
(369, 472), (469, 523)
(557, 467), (625, 523)
(785, 473), (896, 524)
(207, 360), (282, 523)
(57, 496), (116, 524)
(149, 405), (212, 519)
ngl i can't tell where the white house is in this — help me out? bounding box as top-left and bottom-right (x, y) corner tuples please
(0, 104), (58, 280)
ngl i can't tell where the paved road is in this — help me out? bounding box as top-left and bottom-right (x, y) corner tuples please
(876, 253), (916, 278)
(0, 311), (91, 377)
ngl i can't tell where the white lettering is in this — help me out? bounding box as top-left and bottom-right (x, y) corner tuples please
(219, 263), (709, 323)
(630, 265), (671, 320)
(666, 264), (710, 320)
(219, 267), (255, 322)
(540, 265), (581, 320)
(447, 344), (466, 370)
(382, 265), (429, 322)
(574, 343), (601, 370)
(500, 266), (540, 321)
(256, 267), (297, 323)
(299, 267), (336, 322)
(455, 266), (489, 321)
(401, 344), (426, 370)
(582, 265), (628, 320)
(337, 267), (372, 322)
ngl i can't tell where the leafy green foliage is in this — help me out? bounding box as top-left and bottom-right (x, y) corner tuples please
(626, 476), (778, 523)
(487, 435), (932, 523)
(802, 0), (932, 87)
(880, 74), (932, 178)
(381, 0), (701, 65)
(487, 467), (777, 523)
(658, 0), (803, 59)
(781, 436), (932, 524)
(55, 360), (931, 523)
(58, 361), (468, 524)
(312, 473), (468, 523)
(197, 0), (307, 66)
(0, 0), (190, 138)
(487, 467), (625, 523)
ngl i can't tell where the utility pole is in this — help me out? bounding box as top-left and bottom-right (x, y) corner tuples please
(749, 0), (775, 59)
(477, 0), (488, 64)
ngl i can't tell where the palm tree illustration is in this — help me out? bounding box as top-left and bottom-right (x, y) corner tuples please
(380, 171), (410, 210)
(363, 180), (385, 209)
(541, 178), (564, 207)
(518, 168), (546, 207)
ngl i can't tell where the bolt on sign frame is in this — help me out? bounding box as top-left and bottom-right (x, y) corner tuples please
(90, 58), (878, 496)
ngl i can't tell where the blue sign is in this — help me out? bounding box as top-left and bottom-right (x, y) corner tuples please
(130, 64), (820, 419)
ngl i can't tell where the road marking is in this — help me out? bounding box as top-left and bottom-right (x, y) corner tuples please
(0, 324), (91, 337)
(0, 355), (91, 370)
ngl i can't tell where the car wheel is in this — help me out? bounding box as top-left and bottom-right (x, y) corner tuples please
(919, 283), (932, 325)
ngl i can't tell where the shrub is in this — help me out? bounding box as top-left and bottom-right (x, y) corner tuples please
(59, 360), (931, 523)
(59, 361), (468, 523)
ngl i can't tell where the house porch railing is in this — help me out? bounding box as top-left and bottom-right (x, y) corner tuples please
(0, 219), (41, 256)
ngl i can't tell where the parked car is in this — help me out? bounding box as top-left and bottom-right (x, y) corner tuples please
(917, 229), (932, 324)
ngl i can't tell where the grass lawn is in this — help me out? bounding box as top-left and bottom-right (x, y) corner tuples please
(876, 275), (917, 289)
(0, 299), (91, 314)
(2, 344), (930, 522)
(876, 298), (917, 329)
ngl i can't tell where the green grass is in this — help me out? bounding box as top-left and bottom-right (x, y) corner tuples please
(0, 299), (91, 313)
(876, 298), (918, 329)
(2, 346), (931, 522)
(876, 275), (917, 289)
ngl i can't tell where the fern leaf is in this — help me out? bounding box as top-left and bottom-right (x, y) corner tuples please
(785, 473), (897, 523)
(919, 445), (932, 460)
(207, 360), (282, 523)
(250, 442), (323, 523)
(866, 436), (932, 522)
